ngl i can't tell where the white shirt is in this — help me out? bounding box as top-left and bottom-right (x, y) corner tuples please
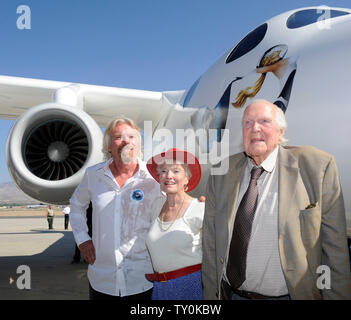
(63, 206), (70, 215)
(69, 158), (163, 297)
(226, 147), (288, 296)
(146, 199), (204, 273)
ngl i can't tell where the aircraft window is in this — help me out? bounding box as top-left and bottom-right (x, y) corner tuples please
(183, 77), (201, 107)
(287, 9), (349, 29)
(226, 23), (268, 64)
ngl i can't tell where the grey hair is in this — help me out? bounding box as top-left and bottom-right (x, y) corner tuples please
(102, 116), (143, 160)
(275, 105), (288, 145)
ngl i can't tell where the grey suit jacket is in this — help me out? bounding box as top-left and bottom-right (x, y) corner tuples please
(202, 145), (351, 300)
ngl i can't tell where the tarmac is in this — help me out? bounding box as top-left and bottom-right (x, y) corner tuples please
(0, 216), (89, 300)
(1, 214), (350, 301)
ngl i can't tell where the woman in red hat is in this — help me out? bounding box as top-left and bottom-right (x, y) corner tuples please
(145, 148), (204, 300)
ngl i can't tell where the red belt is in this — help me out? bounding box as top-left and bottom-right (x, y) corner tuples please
(145, 264), (201, 282)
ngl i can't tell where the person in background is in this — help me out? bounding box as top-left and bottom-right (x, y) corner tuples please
(202, 99), (351, 300)
(145, 148), (204, 300)
(69, 117), (161, 300)
(63, 205), (70, 230)
(46, 205), (55, 230)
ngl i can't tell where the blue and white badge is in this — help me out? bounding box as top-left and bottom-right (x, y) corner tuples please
(131, 189), (144, 201)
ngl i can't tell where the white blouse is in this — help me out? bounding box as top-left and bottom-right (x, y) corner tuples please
(146, 199), (205, 273)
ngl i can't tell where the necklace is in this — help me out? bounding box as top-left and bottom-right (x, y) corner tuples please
(160, 194), (186, 232)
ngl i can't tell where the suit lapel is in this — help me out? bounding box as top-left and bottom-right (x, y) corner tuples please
(278, 146), (299, 237)
(277, 145), (304, 296)
(226, 153), (247, 236)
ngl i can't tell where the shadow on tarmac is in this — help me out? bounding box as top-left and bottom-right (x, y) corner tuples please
(0, 228), (89, 300)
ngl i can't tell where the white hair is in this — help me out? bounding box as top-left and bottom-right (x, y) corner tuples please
(275, 105), (288, 145)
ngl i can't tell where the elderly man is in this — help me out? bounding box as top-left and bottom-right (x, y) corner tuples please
(70, 117), (161, 300)
(202, 99), (351, 300)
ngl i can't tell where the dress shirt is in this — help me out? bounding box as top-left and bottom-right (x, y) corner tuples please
(225, 146), (289, 296)
(70, 158), (163, 297)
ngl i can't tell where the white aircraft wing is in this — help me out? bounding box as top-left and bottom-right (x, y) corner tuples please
(1, 74), (185, 203)
(0, 75), (182, 127)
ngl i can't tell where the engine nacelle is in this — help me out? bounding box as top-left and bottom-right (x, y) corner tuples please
(6, 103), (104, 204)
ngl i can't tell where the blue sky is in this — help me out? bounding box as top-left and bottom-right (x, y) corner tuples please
(0, 0), (350, 183)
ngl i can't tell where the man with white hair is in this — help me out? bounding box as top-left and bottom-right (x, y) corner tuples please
(202, 99), (351, 300)
(70, 117), (162, 300)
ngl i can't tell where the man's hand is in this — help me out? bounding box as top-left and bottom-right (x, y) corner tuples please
(79, 240), (96, 265)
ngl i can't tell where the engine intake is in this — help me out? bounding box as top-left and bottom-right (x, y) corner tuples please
(6, 103), (104, 204)
(24, 120), (89, 180)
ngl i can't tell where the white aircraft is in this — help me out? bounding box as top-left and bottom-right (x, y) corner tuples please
(1, 7), (351, 233)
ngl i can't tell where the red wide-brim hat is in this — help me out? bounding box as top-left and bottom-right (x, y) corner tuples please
(146, 148), (202, 192)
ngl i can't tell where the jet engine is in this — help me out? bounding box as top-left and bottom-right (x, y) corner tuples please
(6, 103), (104, 204)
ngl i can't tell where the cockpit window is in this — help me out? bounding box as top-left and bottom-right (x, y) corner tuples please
(183, 77), (201, 107)
(287, 9), (349, 29)
(226, 23), (268, 64)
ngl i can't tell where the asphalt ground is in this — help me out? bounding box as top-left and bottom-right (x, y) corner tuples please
(0, 216), (89, 300)
(0, 213), (350, 302)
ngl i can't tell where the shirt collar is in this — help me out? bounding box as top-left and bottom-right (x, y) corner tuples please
(102, 157), (147, 178)
(247, 146), (279, 173)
